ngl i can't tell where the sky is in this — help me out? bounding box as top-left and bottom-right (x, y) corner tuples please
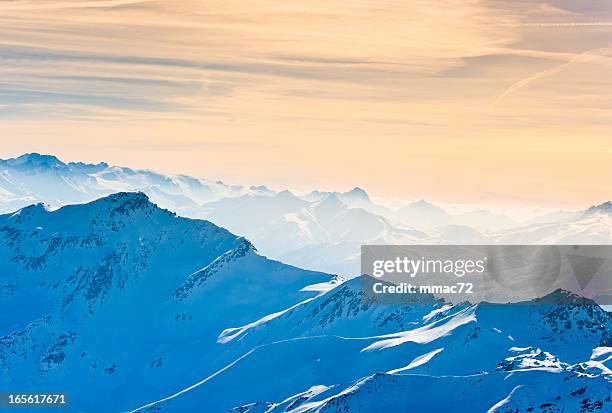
(1, 0), (611, 208)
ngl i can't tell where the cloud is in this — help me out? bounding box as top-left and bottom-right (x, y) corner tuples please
(491, 46), (611, 107)
(0, 0), (523, 120)
(1, 1), (611, 208)
(522, 22), (612, 27)
(0, 0), (157, 11)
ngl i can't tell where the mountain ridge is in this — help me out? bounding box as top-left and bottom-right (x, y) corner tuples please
(1, 192), (611, 412)
(2, 153), (611, 278)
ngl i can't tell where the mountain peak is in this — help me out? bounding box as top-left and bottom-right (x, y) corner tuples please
(397, 199), (453, 229)
(584, 201), (612, 216)
(67, 160), (109, 173)
(343, 187), (370, 202)
(14, 202), (50, 216)
(19, 152), (62, 163)
(531, 288), (595, 306)
(106, 190), (150, 203)
(314, 193), (346, 209)
(2, 153), (67, 170)
(413, 198), (433, 206)
(5, 202), (51, 225)
(97, 191), (160, 216)
(402, 199), (447, 212)
(276, 189), (297, 199)
(249, 185), (271, 193)
(107, 191), (149, 201)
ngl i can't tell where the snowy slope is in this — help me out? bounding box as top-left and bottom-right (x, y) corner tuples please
(241, 370), (612, 413)
(127, 276), (612, 412)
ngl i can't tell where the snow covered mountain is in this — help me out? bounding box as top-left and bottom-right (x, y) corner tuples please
(1, 193), (611, 412)
(204, 192), (426, 276)
(586, 202), (612, 217)
(0, 154), (423, 276)
(494, 206), (612, 245)
(0, 153), (250, 215)
(0, 192), (337, 412)
(0, 153), (109, 211)
(396, 199), (455, 230)
(2, 154), (612, 280)
(210, 286), (612, 413)
(274, 196), (427, 275)
(202, 189), (310, 237)
(304, 187), (393, 218)
(123, 275), (612, 412)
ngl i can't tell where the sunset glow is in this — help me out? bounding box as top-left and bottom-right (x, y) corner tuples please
(1, 0), (611, 206)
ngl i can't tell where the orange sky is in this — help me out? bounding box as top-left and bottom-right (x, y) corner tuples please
(1, 0), (611, 207)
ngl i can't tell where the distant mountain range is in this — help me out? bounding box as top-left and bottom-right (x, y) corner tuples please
(0, 153), (610, 278)
(0, 192), (611, 412)
(0, 153), (252, 213)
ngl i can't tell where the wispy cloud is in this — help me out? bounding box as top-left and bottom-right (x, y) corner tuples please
(0, 0), (522, 119)
(491, 46), (612, 106)
(1, 0), (611, 206)
(522, 22), (612, 27)
(0, 0), (158, 11)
